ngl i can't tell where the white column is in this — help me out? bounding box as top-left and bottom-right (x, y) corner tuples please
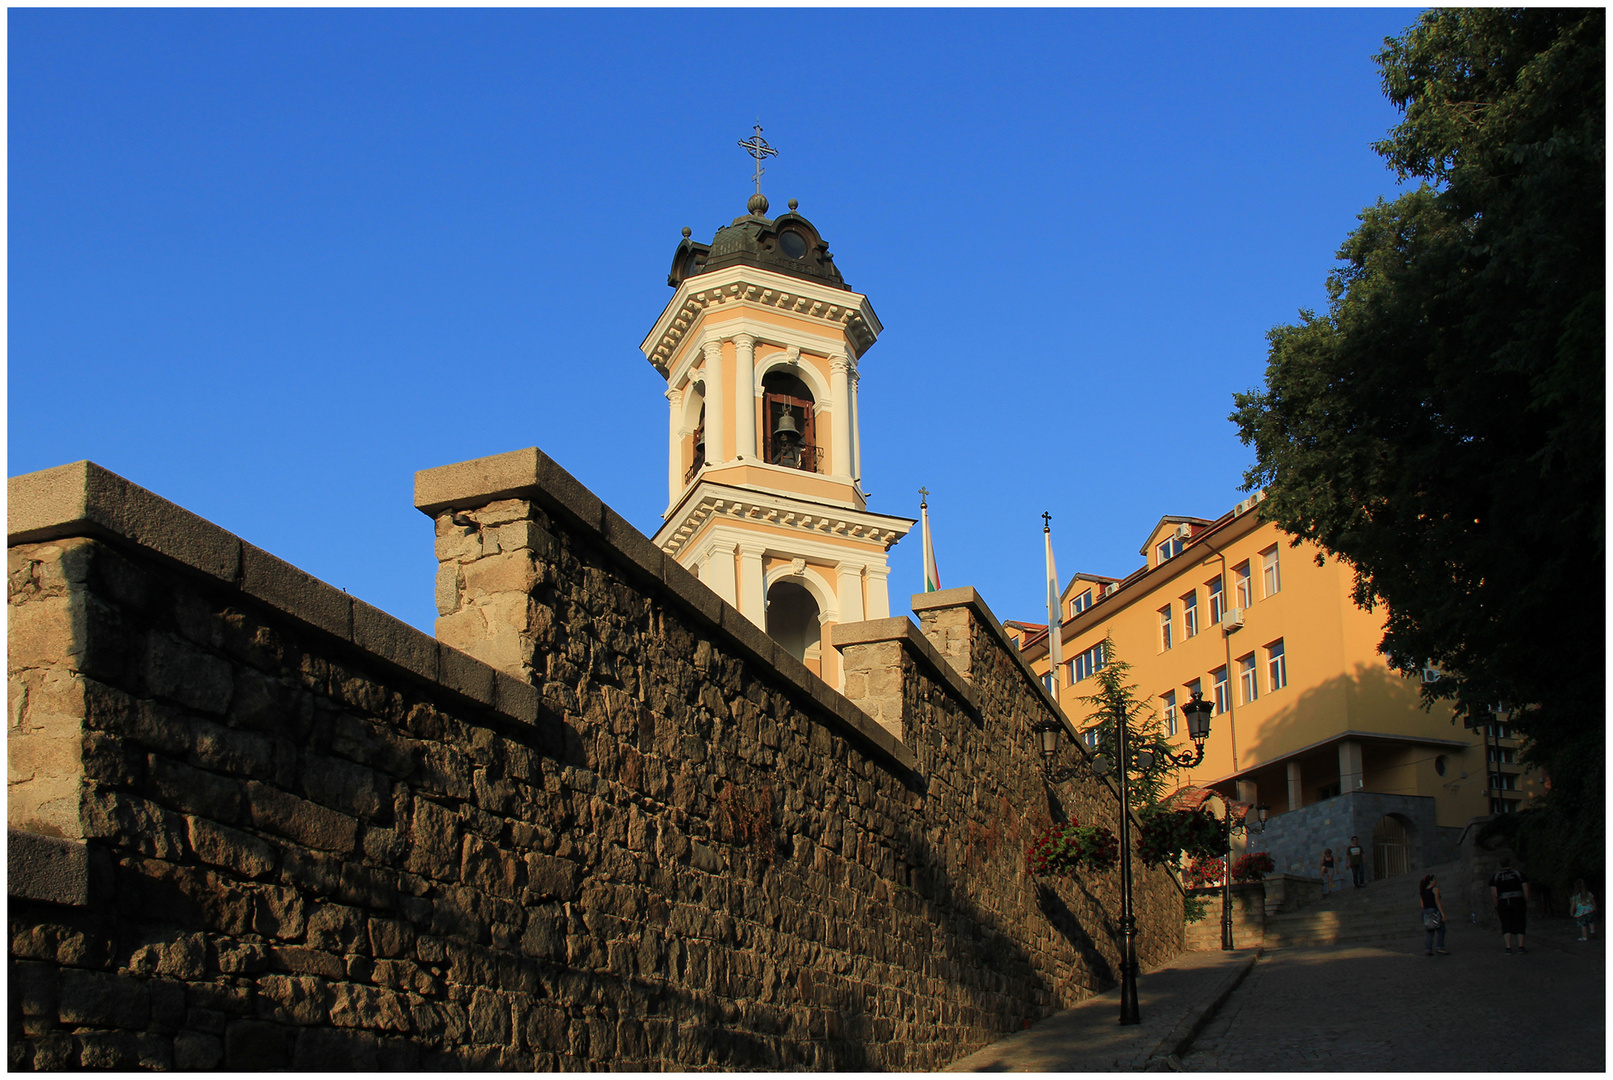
(666, 386), (684, 504)
(864, 564), (891, 619)
(849, 361), (863, 483)
(702, 336), (725, 466)
(702, 541), (737, 607)
(732, 334), (756, 461)
(1339, 740), (1364, 793)
(1236, 779), (1258, 806)
(737, 543), (767, 629)
(1286, 759), (1303, 813)
(834, 562), (866, 623)
(829, 354), (852, 480)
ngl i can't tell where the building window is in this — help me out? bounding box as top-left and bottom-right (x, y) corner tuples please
(1156, 537), (1184, 564)
(1082, 728), (1101, 750)
(1238, 653), (1258, 704)
(1073, 642), (1107, 682)
(1071, 589), (1093, 618)
(1490, 798), (1515, 814)
(1186, 678), (1202, 713)
(1491, 772), (1518, 791)
(1041, 671), (1055, 694)
(1234, 561), (1253, 608)
(1182, 591), (1199, 639)
(1266, 639), (1287, 692)
(1434, 755), (1448, 777)
(1162, 690), (1178, 736)
(1158, 606), (1173, 651)
(1261, 546), (1281, 597)
(1212, 666), (1229, 716)
(1207, 577), (1224, 625)
(1488, 746), (1516, 764)
(1486, 722), (1514, 740)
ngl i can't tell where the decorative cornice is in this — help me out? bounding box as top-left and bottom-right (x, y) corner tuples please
(653, 481), (914, 559)
(640, 265), (882, 377)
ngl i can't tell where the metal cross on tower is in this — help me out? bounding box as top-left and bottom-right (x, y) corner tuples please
(737, 122), (778, 195)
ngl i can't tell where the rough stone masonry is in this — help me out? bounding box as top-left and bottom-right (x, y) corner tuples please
(7, 450), (1183, 1070)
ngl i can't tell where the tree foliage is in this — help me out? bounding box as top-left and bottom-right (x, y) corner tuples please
(1076, 637), (1193, 811)
(1231, 9), (1603, 872)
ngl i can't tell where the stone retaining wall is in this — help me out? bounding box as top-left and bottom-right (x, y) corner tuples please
(8, 453), (1182, 1070)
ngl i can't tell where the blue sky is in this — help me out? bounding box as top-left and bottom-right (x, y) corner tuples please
(10, 8), (1421, 634)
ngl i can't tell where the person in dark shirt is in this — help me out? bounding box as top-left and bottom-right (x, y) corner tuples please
(1490, 856), (1531, 954)
(1419, 873), (1449, 955)
(1346, 836), (1366, 888)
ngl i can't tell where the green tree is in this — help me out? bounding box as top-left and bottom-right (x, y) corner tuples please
(1076, 637), (1192, 811)
(1231, 10), (1603, 886)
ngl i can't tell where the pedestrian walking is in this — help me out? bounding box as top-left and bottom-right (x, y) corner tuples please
(1346, 835), (1366, 888)
(1490, 856), (1531, 953)
(1570, 879), (1597, 941)
(1320, 848), (1337, 893)
(1419, 873), (1449, 955)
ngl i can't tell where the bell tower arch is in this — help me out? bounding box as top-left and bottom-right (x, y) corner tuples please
(641, 187), (912, 689)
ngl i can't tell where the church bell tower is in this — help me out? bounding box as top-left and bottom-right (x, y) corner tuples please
(641, 131), (912, 689)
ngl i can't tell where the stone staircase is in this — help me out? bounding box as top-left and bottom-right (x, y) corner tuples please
(1261, 860), (1460, 949)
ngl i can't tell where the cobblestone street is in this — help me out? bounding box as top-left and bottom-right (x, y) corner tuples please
(1178, 916), (1604, 1071)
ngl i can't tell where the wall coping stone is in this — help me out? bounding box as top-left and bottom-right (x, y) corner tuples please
(911, 586), (1073, 734)
(415, 447), (920, 773)
(8, 460), (536, 727)
(829, 616), (980, 716)
(8, 829), (89, 907)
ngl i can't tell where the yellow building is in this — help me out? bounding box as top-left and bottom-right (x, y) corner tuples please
(641, 190), (912, 689)
(1021, 492), (1537, 882)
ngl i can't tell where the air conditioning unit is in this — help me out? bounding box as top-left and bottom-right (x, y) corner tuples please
(1103, 582), (1118, 596)
(1174, 522), (1192, 540)
(1421, 665), (1442, 684)
(1222, 608), (1245, 631)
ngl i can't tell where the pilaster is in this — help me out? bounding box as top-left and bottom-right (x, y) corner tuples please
(733, 334), (757, 461)
(702, 336), (725, 467)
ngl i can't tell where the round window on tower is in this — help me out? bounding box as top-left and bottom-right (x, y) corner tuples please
(778, 230), (808, 259)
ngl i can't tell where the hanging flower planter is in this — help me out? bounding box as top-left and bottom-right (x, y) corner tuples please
(1026, 820), (1121, 876)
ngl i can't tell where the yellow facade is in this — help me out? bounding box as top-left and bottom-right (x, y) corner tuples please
(1023, 496), (1538, 837)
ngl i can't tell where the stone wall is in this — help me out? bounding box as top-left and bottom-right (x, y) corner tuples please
(8, 453), (1182, 1071)
(1182, 884), (1265, 952)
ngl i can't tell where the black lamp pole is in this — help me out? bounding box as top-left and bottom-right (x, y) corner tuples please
(1034, 690), (1212, 1027)
(1115, 704), (1141, 1024)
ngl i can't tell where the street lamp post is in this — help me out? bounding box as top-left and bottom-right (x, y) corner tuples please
(1033, 690), (1214, 1026)
(1219, 799), (1271, 951)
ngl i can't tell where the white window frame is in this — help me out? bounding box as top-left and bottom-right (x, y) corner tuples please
(1238, 653), (1258, 704)
(1261, 546), (1281, 598)
(1162, 690), (1178, 736)
(1159, 605), (1173, 651)
(1156, 537), (1183, 564)
(1071, 589), (1093, 618)
(1182, 590), (1199, 638)
(1207, 577), (1224, 625)
(1234, 561), (1253, 609)
(1266, 639), (1287, 691)
(1212, 666), (1229, 716)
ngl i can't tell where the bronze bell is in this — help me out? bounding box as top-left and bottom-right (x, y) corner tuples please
(774, 406), (800, 439)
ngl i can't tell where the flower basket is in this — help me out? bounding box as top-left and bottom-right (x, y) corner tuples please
(1135, 806), (1230, 870)
(1232, 851), (1275, 882)
(1026, 820), (1120, 876)
(1185, 855), (1227, 889)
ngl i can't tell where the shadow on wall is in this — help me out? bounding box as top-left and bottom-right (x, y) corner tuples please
(1227, 662), (1468, 806)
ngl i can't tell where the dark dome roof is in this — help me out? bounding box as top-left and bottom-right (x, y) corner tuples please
(667, 199), (848, 291)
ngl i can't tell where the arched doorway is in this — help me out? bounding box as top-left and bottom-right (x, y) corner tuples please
(766, 579), (821, 674)
(1371, 814), (1414, 880)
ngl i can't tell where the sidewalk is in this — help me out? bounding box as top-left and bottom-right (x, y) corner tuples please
(944, 949), (1259, 1072)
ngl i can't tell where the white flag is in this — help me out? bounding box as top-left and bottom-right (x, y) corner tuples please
(1044, 516), (1063, 689)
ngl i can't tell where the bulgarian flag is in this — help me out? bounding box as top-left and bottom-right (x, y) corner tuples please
(920, 491), (940, 592)
(1044, 514), (1063, 689)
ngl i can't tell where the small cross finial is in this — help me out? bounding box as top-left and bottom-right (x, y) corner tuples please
(1042, 511), (1052, 532)
(738, 122), (778, 196)
(919, 486), (929, 508)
